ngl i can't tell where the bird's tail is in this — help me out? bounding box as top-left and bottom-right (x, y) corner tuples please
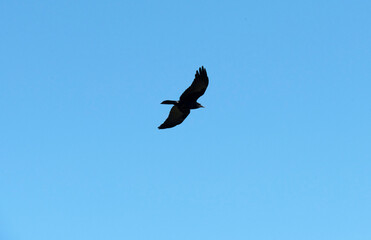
(161, 100), (178, 105)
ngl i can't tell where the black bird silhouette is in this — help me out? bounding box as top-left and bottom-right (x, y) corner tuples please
(158, 66), (209, 129)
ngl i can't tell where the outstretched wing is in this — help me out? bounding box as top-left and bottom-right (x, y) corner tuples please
(180, 66), (209, 102)
(158, 105), (190, 129)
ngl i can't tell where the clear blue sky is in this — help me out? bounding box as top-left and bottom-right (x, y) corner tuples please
(1, 0), (370, 239)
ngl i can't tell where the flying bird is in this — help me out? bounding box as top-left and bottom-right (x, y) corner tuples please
(158, 66), (209, 129)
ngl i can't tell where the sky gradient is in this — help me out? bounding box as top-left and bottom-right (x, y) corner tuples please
(1, 1), (371, 239)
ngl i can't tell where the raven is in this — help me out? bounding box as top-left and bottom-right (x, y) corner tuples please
(158, 66), (209, 129)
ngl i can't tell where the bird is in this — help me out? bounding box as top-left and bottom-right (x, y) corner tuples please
(158, 66), (209, 129)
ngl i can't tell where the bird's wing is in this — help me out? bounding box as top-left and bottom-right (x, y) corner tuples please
(158, 105), (190, 129)
(180, 66), (209, 102)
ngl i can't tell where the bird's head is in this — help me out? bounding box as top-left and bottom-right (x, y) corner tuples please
(196, 103), (205, 108)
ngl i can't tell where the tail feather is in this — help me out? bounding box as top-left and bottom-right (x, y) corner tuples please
(161, 100), (177, 105)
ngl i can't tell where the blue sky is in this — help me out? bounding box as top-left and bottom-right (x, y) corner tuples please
(1, 0), (371, 239)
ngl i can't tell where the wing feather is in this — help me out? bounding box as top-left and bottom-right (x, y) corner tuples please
(180, 66), (209, 102)
(158, 105), (190, 129)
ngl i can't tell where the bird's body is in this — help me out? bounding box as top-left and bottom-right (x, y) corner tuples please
(162, 100), (203, 109)
(158, 66), (209, 129)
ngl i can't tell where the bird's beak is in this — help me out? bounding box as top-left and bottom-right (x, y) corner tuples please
(201, 105), (205, 108)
